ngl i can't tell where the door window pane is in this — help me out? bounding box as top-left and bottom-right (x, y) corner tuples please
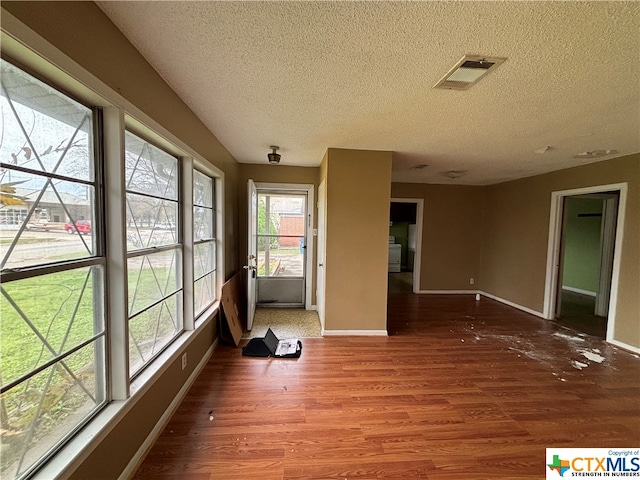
(256, 193), (305, 278)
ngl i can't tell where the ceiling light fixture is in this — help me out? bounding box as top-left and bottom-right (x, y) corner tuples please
(267, 145), (281, 164)
(434, 55), (506, 90)
(534, 146), (551, 154)
(573, 149), (618, 159)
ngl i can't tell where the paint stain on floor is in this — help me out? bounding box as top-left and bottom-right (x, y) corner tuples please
(456, 310), (635, 382)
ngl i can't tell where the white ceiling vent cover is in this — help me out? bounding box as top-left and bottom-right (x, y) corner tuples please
(434, 55), (506, 90)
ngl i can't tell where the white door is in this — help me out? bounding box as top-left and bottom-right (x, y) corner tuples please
(246, 179), (258, 330)
(595, 194), (619, 317)
(255, 190), (307, 306)
(317, 181), (326, 332)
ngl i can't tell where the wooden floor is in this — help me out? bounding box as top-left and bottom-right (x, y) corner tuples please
(558, 290), (608, 338)
(133, 290), (640, 479)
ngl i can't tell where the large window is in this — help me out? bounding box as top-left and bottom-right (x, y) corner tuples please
(193, 170), (216, 317)
(0, 36), (221, 479)
(124, 131), (183, 378)
(0, 60), (107, 479)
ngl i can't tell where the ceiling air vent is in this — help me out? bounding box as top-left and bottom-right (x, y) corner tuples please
(434, 55), (506, 90)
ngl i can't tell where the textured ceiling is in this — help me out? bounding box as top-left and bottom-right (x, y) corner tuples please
(97, 1), (639, 185)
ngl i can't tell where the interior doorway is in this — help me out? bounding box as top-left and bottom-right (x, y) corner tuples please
(245, 181), (319, 336)
(544, 183), (627, 342)
(388, 199), (423, 294)
(556, 193), (619, 337)
(316, 180), (326, 334)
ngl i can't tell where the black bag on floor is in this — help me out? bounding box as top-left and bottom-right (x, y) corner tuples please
(242, 328), (302, 358)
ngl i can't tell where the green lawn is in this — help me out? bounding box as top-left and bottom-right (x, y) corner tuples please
(1, 268), (98, 386)
(1, 260), (179, 475)
(0, 237), (52, 245)
(0, 267), (101, 474)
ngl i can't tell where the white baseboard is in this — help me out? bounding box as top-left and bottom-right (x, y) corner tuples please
(478, 291), (545, 318)
(414, 289), (545, 319)
(323, 329), (388, 336)
(416, 289), (478, 295)
(119, 339), (217, 480)
(408, 290), (640, 355)
(607, 339), (640, 356)
(562, 286), (597, 297)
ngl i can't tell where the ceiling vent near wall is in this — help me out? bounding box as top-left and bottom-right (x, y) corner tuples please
(434, 55), (506, 90)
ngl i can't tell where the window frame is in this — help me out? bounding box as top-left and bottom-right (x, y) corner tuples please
(1, 13), (226, 480)
(193, 168), (217, 318)
(0, 57), (109, 480)
(124, 128), (185, 379)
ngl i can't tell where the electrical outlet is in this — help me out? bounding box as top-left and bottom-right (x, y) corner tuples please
(181, 352), (187, 370)
(470, 278), (475, 285)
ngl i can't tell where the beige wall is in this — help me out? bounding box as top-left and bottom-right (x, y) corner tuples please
(391, 183), (484, 291)
(238, 163), (320, 305)
(481, 154), (640, 349)
(393, 156), (638, 349)
(323, 148), (392, 331)
(69, 318), (216, 480)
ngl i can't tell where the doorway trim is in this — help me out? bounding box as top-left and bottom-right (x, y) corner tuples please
(316, 180), (326, 333)
(543, 182), (628, 344)
(389, 198), (424, 293)
(254, 182), (315, 309)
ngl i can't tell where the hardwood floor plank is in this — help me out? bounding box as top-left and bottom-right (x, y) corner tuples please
(132, 293), (640, 479)
(283, 458), (436, 480)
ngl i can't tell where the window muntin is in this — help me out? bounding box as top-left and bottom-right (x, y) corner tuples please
(194, 242), (215, 279)
(0, 60), (106, 480)
(124, 133), (177, 200)
(193, 170), (216, 317)
(124, 131), (183, 378)
(193, 170), (214, 241)
(128, 291), (182, 376)
(0, 61), (97, 270)
(127, 249), (182, 317)
(125, 193), (178, 250)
